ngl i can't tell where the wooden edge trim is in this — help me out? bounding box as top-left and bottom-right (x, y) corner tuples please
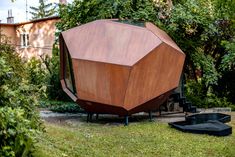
(59, 34), (78, 102)
(60, 80), (77, 102)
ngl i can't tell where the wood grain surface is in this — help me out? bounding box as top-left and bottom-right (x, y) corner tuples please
(72, 59), (130, 107)
(124, 43), (185, 110)
(62, 20), (162, 66)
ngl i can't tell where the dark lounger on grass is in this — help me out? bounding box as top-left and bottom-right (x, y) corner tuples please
(169, 113), (232, 136)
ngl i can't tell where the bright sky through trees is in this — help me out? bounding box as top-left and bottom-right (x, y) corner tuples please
(0, 0), (73, 23)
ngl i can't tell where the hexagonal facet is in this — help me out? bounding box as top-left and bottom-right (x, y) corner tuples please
(60, 19), (185, 116)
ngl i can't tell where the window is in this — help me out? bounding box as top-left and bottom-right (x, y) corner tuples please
(20, 33), (29, 48)
(64, 43), (76, 94)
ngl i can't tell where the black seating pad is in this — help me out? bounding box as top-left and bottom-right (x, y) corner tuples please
(169, 113), (232, 136)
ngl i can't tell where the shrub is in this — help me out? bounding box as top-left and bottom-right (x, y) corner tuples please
(229, 105), (235, 111)
(0, 107), (40, 157)
(26, 44), (71, 103)
(49, 101), (83, 113)
(46, 45), (71, 101)
(27, 57), (48, 87)
(40, 100), (83, 113)
(26, 45), (71, 102)
(185, 80), (234, 108)
(0, 43), (41, 156)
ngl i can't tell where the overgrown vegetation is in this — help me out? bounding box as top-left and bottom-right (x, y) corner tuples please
(0, 43), (41, 157)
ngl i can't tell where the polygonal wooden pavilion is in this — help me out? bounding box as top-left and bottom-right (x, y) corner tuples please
(59, 19), (185, 123)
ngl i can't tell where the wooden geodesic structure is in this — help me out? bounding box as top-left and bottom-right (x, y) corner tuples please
(60, 19), (185, 117)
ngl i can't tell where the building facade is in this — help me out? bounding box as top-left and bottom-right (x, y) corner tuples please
(0, 16), (59, 59)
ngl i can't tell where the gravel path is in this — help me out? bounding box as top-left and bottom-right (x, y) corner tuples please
(40, 110), (187, 125)
(40, 107), (234, 126)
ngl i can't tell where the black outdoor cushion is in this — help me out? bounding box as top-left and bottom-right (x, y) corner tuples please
(169, 113), (232, 136)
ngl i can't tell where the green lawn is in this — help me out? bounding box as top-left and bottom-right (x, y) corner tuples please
(34, 114), (235, 157)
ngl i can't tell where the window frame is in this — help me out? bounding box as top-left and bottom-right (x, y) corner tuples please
(20, 33), (29, 48)
(63, 43), (77, 95)
(59, 34), (78, 101)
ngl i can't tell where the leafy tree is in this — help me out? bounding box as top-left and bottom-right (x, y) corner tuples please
(210, 0), (235, 103)
(56, 0), (161, 31)
(30, 0), (56, 19)
(165, 0), (235, 103)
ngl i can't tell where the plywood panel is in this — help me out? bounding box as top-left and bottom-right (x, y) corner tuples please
(72, 59), (131, 107)
(124, 43), (185, 110)
(145, 22), (183, 53)
(62, 20), (162, 66)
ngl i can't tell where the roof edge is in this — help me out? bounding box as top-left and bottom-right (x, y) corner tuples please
(145, 22), (184, 54)
(0, 16), (59, 26)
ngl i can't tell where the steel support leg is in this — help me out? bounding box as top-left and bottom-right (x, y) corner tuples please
(124, 116), (129, 126)
(149, 111), (153, 122)
(89, 113), (93, 122)
(86, 113), (89, 123)
(87, 113), (93, 122)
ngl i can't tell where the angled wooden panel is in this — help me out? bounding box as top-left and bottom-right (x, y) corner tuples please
(72, 59), (131, 107)
(124, 43), (185, 110)
(145, 22), (183, 53)
(62, 20), (162, 66)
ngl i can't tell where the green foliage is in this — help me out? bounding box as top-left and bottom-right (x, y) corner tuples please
(229, 105), (235, 111)
(30, 0), (56, 20)
(185, 80), (234, 108)
(26, 45), (71, 102)
(0, 44), (39, 117)
(213, 0), (235, 19)
(0, 43), (41, 156)
(42, 101), (83, 113)
(56, 0), (159, 31)
(27, 57), (48, 86)
(220, 40), (235, 71)
(191, 51), (220, 87)
(27, 57), (48, 99)
(0, 107), (40, 157)
(165, 0), (223, 88)
(163, 0), (235, 103)
(46, 45), (70, 101)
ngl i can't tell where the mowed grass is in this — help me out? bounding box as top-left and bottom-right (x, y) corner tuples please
(34, 113), (235, 157)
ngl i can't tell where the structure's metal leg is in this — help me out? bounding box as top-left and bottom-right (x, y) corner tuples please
(89, 113), (93, 122)
(96, 114), (99, 120)
(124, 116), (129, 126)
(86, 113), (93, 122)
(149, 111), (153, 122)
(86, 113), (89, 123)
